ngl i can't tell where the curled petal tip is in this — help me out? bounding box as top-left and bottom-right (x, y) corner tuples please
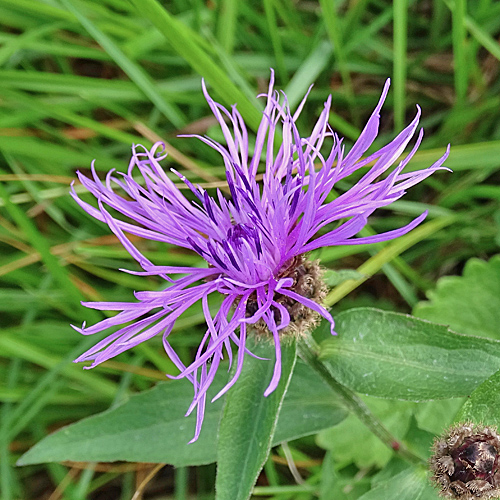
(211, 392), (223, 403)
(187, 435), (199, 444)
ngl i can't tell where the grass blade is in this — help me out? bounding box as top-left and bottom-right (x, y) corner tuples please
(58, 0), (186, 128)
(127, 0), (262, 131)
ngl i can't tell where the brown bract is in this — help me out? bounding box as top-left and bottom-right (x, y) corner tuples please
(430, 422), (500, 499)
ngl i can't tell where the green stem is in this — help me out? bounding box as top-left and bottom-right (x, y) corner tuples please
(297, 336), (423, 465)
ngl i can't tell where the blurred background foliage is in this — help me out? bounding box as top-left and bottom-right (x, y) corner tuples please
(1, 0), (500, 498)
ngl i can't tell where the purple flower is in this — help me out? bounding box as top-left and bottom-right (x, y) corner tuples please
(71, 73), (449, 441)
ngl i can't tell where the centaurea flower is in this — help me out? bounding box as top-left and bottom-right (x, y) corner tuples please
(71, 73), (449, 441)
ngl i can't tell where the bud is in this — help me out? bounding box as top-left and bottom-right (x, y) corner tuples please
(429, 422), (500, 499)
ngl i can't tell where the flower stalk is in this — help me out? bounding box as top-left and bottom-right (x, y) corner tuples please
(297, 335), (423, 465)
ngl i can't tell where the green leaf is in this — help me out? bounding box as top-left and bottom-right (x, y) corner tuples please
(318, 308), (500, 400)
(57, 0), (186, 128)
(127, 0), (262, 131)
(401, 141), (500, 172)
(317, 398), (414, 468)
(357, 467), (438, 500)
(319, 450), (371, 499)
(414, 255), (500, 340)
(283, 39), (332, 109)
(414, 399), (465, 435)
(215, 339), (296, 500)
(0, 182), (85, 314)
(17, 360), (347, 466)
(402, 418), (436, 463)
(0, 135), (123, 172)
(274, 360), (347, 442)
(324, 217), (457, 307)
(456, 368), (500, 426)
(0, 289), (69, 312)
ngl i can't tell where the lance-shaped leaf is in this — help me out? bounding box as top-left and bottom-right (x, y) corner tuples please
(318, 308), (500, 400)
(215, 338), (297, 500)
(18, 359), (347, 467)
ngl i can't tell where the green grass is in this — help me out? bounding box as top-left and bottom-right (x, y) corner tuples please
(1, 0), (500, 498)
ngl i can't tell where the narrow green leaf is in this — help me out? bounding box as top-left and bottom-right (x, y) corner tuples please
(465, 16), (500, 62)
(0, 289), (69, 312)
(319, 0), (354, 116)
(393, 0), (407, 132)
(0, 358), (21, 500)
(127, 0), (262, 131)
(0, 32), (110, 61)
(263, 0), (287, 83)
(284, 39), (332, 109)
(0, 69), (200, 100)
(1, 87), (145, 146)
(216, 0), (238, 54)
(0, 182), (85, 311)
(18, 359), (347, 466)
(319, 308), (500, 400)
(0, 0), (73, 20)
(0, 135), (123, 172)
(57, 0), (185, 128)
(392, 141), (500, 172)
(325, 216), (457, 307)
(0, 21), (65, 67)
(450, 0), (468, 106)
(215, 339), (296, 500)
(0, 335), (116, 400)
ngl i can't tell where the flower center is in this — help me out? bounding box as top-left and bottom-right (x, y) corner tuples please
(450, 439), (499, 485)
(226, 223), (261, 255)
(430, 423), (500, 500)
(246, 255), (327, 336)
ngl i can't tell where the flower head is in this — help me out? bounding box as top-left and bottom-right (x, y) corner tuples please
(429, 422), (500, 499)
(71, 72), (449, 441)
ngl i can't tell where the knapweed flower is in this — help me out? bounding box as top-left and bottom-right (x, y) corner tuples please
(71, 72), (449, 441)
(429, 422), (500, 499)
